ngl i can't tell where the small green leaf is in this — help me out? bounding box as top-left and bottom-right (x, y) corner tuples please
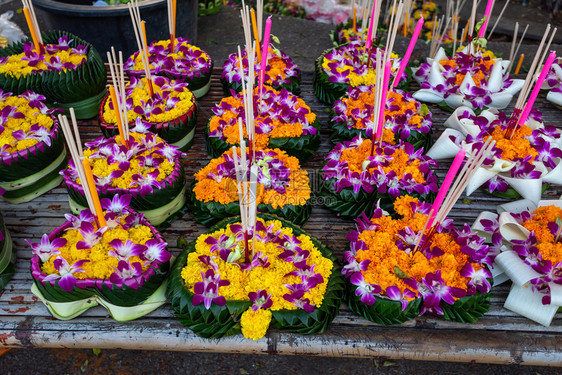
(383, 360), (396, 367)
(420, 103), (430, 117)
(92, 348), (101, 356)
(177, 237), (189, 250)
(394, 266), (410, 279)
(462, 198), (471, 204)
(270, 34), (281, 44)
(475, 16), (487, 34)
(80, 360), (89, 373)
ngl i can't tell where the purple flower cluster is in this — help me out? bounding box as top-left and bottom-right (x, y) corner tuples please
(321, 41), (403, 85)
(18, 35), (88, 71)
(344, 200), (492, 315)
(457, 109), (562, 193)
(322, 136), (438, 197)
(332, 86), (432, 139)
(208, 87), (316, 142)
(221, 48), (300, 87)
(61, 132), (183, 197)
(124, 37), (212, 80)
(208, 149), (291, 194)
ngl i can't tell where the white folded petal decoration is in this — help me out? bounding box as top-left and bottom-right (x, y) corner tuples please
(541, 59), (562, 108)
(427, 106), (562, 203)
(471, 199), (562, 326)
(412, 47), (524, 112)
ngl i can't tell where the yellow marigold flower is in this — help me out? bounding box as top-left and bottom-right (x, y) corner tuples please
(240, 309), (272, 340)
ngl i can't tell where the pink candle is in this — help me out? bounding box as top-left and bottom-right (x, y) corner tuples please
(393, 17), (424, 88)
(258, 16), (272, 95)
(427, 148), (466, 228)
(375, 61), (391, 140)
(478, 0), (494, 38)
(518, 51), (557, 126)
(365, 2), (377, 51)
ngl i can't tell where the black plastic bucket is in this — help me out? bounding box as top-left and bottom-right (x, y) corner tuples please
(33, 0), (197, 58)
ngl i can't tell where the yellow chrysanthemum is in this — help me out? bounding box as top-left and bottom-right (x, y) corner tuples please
(241, 309), (272, 340)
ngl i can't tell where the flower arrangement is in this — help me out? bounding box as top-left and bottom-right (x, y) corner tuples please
(124, 37), (213, 98)
(221, 47), (302, 96)
(29, 194), (171, 321)
(540, 58), (562, 109)
(427, 106), (562, 202)
(167, 214), (345, 340)
(344, 195), (493, 324)
(0, 211), (16, 290)
(330, 85), (433, 149)
(320, 136), (438, 218)
(412, 47), (524, 112)
(99, 76), (198, 151)
(61, 132), (186, 228)
(206, 86), (320, 163)
(0, 89), (68, 203)
(0, 31), (107, 119)
(313, 41), (406, 105)
(189, 147), (312, 226)
(472, 201), (562, 326)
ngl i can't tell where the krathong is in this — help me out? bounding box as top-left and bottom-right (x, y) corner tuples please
(344, 196), (493, 324)
(320, 136), (439, 218)
(221, 47), (302, 96)
(427, 107), (562, 202)
(124, 37), (213, 98)
(0, 89), (67, 203)
(62, 132), (186, 227)
(190, 147), (312, 226)
(0, 31), (107, 119)
(99, 76), (198, 151)
(29, 194), (171, 321)
(473, 200), (562, 326)
(330, 85), (433, 149)
(0, 211), (15, 290)
(206, 86), (320, 163)
(313, 41), (406, 105)
(168, 215), (345, 340)
(412, 46), (524, 112)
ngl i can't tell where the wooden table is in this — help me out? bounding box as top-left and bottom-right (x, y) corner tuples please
(1, 69), (561, 366)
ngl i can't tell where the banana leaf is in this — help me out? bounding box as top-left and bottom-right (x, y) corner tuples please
(0, 31), (107, 119)
(0, 214), (16, 290)
(168, 213), (345, 339)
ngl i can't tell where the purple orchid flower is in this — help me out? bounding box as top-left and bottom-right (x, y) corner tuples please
(248, 290), (273, 311)
(43, 257), (89, 291)
(460, 264), (492, 295)
(76, 221), (106, 249)
(385, 285), (417, 311)
(109, 261), (143, 289)
(141, 238), (171, 263)
(108, 239), (146, 261)
(192, 269), (230, 309)
(26, 234), (66, 263)
(100, 194), (132, 215)
(350, 272), (381, 306)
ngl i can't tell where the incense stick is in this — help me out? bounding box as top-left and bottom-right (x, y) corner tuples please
(487, 0), (510, 39)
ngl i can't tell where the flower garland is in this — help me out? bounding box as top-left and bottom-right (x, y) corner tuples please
(473, 202), (562, 325)
(331, 85), (433, 148)
(206, 86), (319, 162)
(344, 196), (492, 322)
(221, 47), (301, 95)
(427, 107), (562, 202)
(29, 195), (171, 289)
(321, 136), (438, 218)
(191, 147), (311, 226)
(62, 132), (182, 196)
(0, 90), (57, 155)
(101, 76), (195, 126)
(319, 41), (402, 88)
(412, 47), (524, 112)
(180, 217), (334, 340)
(124, 37), (212, 81)
(0, 35), (88, 79)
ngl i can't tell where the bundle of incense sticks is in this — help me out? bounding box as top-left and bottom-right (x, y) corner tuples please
(504, 25), (558, 139)
(507, 23), (529, 72)
(106, 48), (130, 147)
(21, 0), (43, 53)
(167, 0), (177, 51)
(413, 138), (496, 253)
(486, 0), (509, 39)
(128, 0), (155, 97)
(58, 110), (107, 228)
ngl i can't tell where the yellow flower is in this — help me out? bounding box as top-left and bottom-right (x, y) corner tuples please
(241, 309), (272, 340)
